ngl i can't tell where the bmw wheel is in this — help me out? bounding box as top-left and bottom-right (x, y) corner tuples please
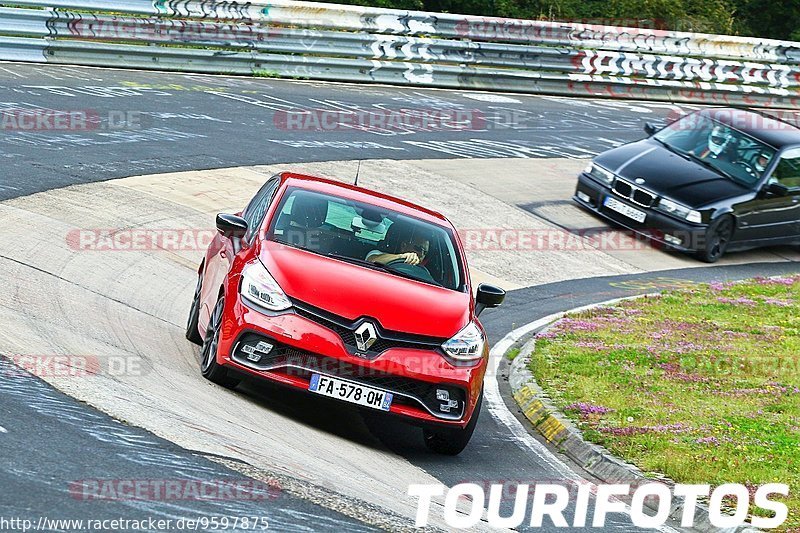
(200, 297), (240, 389)
(423, 391), (482, 455)
(697, 215), (734, 263)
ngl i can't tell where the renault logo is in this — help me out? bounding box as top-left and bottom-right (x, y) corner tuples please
(354, 322), (378, 352)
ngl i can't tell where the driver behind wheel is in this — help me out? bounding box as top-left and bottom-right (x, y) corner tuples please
(367, 233), (430, 267)
(754, 151), (772, 174)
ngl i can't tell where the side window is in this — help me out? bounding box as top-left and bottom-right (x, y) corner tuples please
(243, 176), (280, 242)
(771, 148), (800, 190)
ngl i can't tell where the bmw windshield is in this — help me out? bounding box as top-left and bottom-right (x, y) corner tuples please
(267, 187), (465, 291)
(654, 114), (777, 186)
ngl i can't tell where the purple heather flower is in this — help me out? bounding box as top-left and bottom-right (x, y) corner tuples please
(763, 298), (792, 307)
(556, 318), (601, 332)
(574, 341), (609, 350)
(716, 297), (757, 306)
(565, 402), (614, 417)
(755, 276), (798, 286)
(696, 436), (719, 445)
(599, 423), (691, 436)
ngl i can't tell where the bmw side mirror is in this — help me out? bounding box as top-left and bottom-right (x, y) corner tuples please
(763, 182), (790, 197)
(216, 213), (248, 238)
(643, 122), (658, 136)
(476, 284), (506, 317)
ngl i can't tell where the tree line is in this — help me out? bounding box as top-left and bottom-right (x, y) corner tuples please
(329, 0), (799, 41)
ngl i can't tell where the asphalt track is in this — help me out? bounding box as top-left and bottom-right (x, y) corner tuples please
(0, 355), (375, 532)
(0, 62), (692, 201)
(1, 62), (799, 532)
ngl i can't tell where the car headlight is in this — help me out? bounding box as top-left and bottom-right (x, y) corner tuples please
(584, 163), (615, 185)
(441, 322), (486, 362)
(240, 260), (292, 311)
(656, 198), (702, 224)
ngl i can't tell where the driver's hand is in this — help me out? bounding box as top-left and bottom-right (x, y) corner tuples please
(398, 252), (420, 265)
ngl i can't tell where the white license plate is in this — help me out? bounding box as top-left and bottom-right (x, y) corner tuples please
(604, 196), (647, 223)
(309, 374), (393, 411)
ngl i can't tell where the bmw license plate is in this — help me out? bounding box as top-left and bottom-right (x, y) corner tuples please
(604, 196), (647, 223)
(309, 374), (393, 411)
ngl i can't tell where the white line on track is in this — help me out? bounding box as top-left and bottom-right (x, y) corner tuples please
(485, 295), (678, 533)
(0, 66), (25, 78)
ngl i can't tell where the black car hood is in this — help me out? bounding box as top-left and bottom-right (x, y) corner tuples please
(594, 139), (751, 208)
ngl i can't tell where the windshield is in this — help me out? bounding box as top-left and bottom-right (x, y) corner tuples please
(267, 187), (464, 291)
(654, 113), (777, 186)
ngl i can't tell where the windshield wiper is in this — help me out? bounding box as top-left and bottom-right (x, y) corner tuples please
(274, 240), (325, 256)
(682, 151), (737, 181)
(326, 253), (389, 272)
(652, 137), (691, 161)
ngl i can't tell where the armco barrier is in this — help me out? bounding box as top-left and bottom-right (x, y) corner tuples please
(0, 1), (799, 107)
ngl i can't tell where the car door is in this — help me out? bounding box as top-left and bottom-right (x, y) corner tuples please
(200, 176), (281, 329)
(735, 148), (800, 243)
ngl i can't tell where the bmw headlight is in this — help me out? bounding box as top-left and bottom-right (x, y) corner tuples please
(240, 260), (292, 311)
(442, 322), (486, 362)
(584, 163), (615, 185)
(656, 198), (702, 224)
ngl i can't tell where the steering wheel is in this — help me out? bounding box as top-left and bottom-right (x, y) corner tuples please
(733, 161), (757, 179)
(385, 259), (439, 285)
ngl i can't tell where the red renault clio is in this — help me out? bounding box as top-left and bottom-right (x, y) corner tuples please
(186, 172), (505, 454)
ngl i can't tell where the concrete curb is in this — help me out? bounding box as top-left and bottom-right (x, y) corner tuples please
(507, 298), (759, 533)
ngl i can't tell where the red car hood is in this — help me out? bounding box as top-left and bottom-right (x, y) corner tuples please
(259, 242), (470, 338)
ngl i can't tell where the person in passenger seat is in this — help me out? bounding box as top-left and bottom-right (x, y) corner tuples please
(284, 194), (329, 251)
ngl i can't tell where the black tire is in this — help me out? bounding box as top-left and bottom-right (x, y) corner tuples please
(199, 297), (241, 389)
(423, 391), (483, 456)
(696, 216), (734, 263)
(185, 270), (204, 345)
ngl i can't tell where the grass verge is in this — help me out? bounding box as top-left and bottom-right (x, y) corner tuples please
(528, 275), (800, 529)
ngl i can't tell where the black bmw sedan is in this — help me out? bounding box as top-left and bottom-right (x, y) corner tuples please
(574, 107), (800, 262)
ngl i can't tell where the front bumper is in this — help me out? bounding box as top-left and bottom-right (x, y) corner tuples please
(215, 291), (484, 429)
(574, 173), (707, 253)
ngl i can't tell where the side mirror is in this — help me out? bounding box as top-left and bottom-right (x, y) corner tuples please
(643, 122), (658, 136)
(476, 283), (506, 317)
(763, 181), (790, 197)
(216, 213), (248, 238)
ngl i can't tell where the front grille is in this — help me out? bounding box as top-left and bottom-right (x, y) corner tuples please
(632, 189), (655, 207)
(285, 350), (467, 419)
(613, 180), (633, 197)
(613, 178), (656, 208)
(291, 299), (445, 358)
(231, 332), (466, 419)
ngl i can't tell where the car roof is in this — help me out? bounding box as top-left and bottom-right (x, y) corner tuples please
(277, 172), (453, 227)
(698, 107), (800, 149)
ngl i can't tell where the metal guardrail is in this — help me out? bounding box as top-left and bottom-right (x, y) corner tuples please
(0, 1), (799, 107)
